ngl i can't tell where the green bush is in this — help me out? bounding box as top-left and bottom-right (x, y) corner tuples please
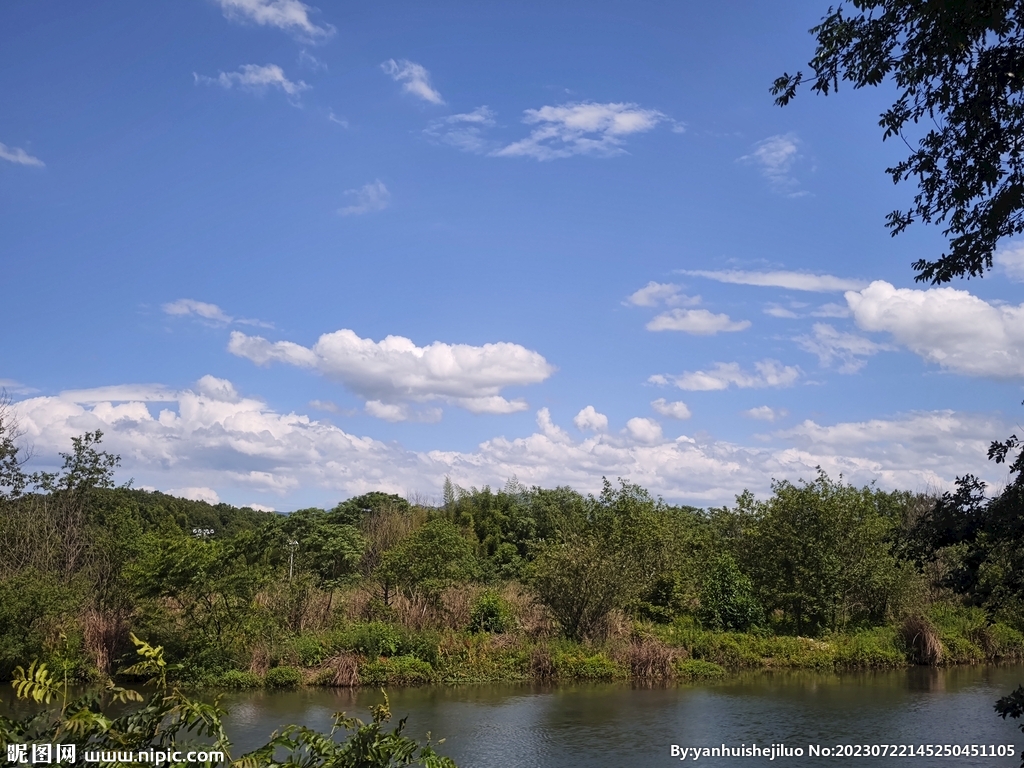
(675, 658), (726, 680)
(344, 622), (403, 658)
(215, 669), (262, 689)
(552, 649), (622, 680)
(697, 556), (762, 632)
(292, 635), (328, 667)
(265, 665), (303, 689)
(469, 591), (515, 634)
(359, 655), (434, 686)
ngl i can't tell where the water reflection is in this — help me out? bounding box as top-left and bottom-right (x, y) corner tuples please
(219, 665), (1024, 768)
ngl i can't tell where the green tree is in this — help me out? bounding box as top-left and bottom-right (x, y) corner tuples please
(737, 472), (914, 635)
(774, 0), (1024, 284)
(376, 518), (480, 605)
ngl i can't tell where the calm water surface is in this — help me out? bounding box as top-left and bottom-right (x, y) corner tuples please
(220, 665), (1024, 768)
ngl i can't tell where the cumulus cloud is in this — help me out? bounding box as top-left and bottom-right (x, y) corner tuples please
(846, 280), (1024, 379)
(493, 102), (666, 160)
(214, 0), (334, 41)
(339, 180), (390, 216)
(381, 59), (444, 104)
(744, 405), (787, 422)
(624, 281), (700, 308)
(995, 241), (1024, 282)
(0, 141), (44, 167)
(646, 308), (750, 334)
(738, 133), (806, 196)
(424, 107), (496, 153)
(682, 269), (866, 292)
(625, 417), (662, 443)
(795, 323), (890, 373)
(651, 399), (691, 420)
(651, 359), (801, 391)
(194, 64), (309, 99)
(10, 381), (1010, 506)
(228, 328), (553, 416)
(573, 405), (608, 432)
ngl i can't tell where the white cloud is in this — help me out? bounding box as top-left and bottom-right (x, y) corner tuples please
(682, 269), (866, 292)
(573, 405), (608, 432)
(0, 142), (44, 167)
(11, 382), (1010, 506)
(493, 102), (666, 161)
(846, 280), (1024, 379)
(214, 0), (334, 41)
(424, 107), (496, 153)
(624, 281), (700, 308)
(194, 64), (309, 99)
(651, 359), (801, 391)
(163, 299), (233, 324)
(625, 417), (662, 443)
(381, 59), (444, 105)
(163, 298), (272, 328)
(167, 486), (221, 504)
(763, 304), (800, 319)
(795, 323), (890, 373)
(339, 180), (390, 216)
(744, 405), (787, 422)
(651, 398), (692, 420)
(646, 309), (750, 334)
(247, 503), (277, 512)
(811, 302), (851, 318)
(228, 328), (553, 415)
(328, 111), (348, 127)
(995, 241), (1024, 282)
(365, 400), (409, 422)
(57, 384), (179, 403)
(0, 379), (39, 396)
(738, 133), (806, 196)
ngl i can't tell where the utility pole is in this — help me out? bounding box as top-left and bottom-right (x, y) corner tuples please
(288, 540), (298, 581)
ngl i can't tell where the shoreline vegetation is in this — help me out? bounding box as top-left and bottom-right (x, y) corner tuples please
(1, 424), (1023, 693)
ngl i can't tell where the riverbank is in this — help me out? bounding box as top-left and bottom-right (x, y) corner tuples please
(189, 606), (1024, 690)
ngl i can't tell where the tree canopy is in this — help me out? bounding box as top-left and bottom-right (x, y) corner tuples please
(774, 0), (1024, 284)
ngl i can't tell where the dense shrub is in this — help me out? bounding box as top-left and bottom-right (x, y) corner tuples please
(469, 591), (516, 634)
(264, 665), (303, 688)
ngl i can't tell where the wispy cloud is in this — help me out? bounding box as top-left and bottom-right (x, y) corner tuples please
(194, 64), (309, 100)
(795, 323), (890, 373)
(381, 59), (444, 105)
(163, 299), (273, 328)
(424, 107), (496, 152)
(214, 0), (334, 41)
(328, 110), (348, 127)
(338, 180), (391, 216)
(682, 269), (866, 292)
(646, 308), (750, 335)
(738, 133), (806, 196)
(650, 359), (801, 391)
(493, 102), (666, 160)
(995, 241), (1024, 282)
(0, 379), (39, 395)
(0, 142), (44, 167)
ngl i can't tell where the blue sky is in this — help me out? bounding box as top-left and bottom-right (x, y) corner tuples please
(3, 0), (1023, 510)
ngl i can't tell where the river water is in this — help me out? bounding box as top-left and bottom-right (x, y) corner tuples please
(220, 665), (1024, 768)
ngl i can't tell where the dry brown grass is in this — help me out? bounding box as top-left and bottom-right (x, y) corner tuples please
(249, 643), (271, 676)
(529, 645), (556, 680)
(616, 636), (678, 680)
(81, 609), (131, 677)
(317, 652), (360, 687)
(501, 583), (553, 638)
(900, 615), (943, 665)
